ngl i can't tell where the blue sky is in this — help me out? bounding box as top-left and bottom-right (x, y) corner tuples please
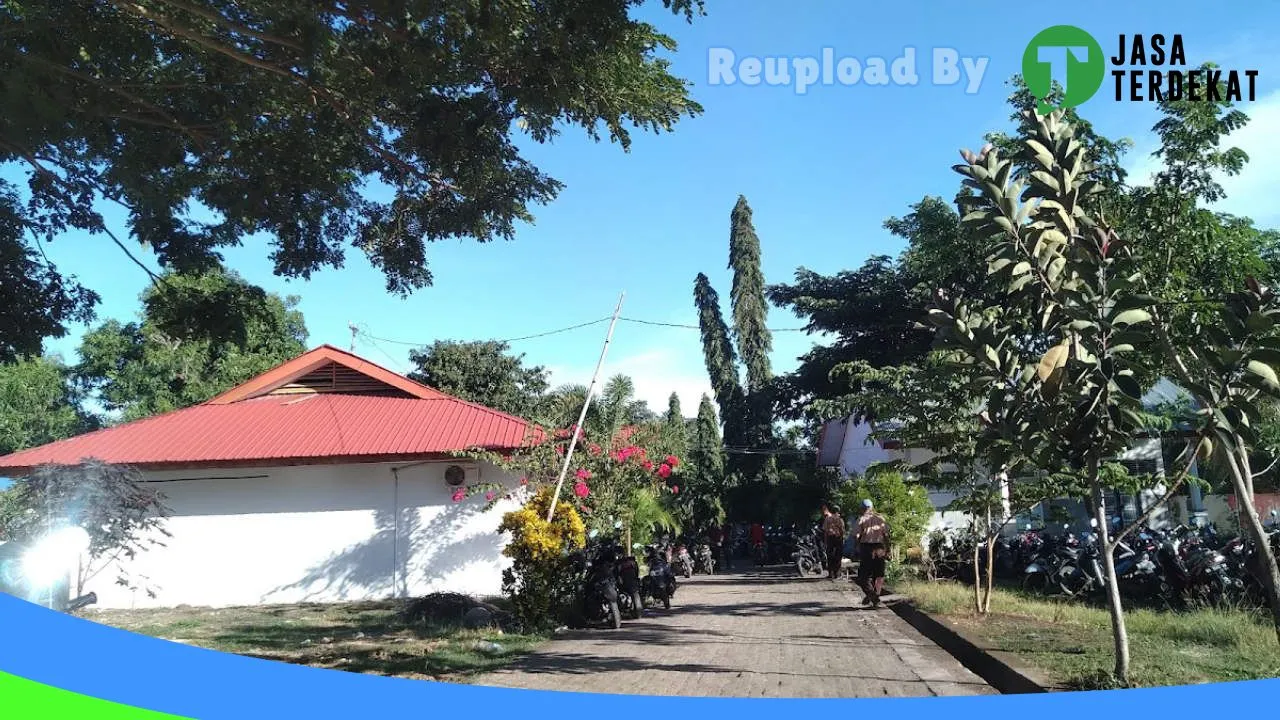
(13, 1), (1280, 414)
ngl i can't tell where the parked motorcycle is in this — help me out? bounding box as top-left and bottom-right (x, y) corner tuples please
(792, 530), (824, 578)
(694, 543), (715, 575)
(672, 543), (693, 578)
(642, 543), (677, 610)
(618, 546), (644, 620)
(574, 534), (623, 629)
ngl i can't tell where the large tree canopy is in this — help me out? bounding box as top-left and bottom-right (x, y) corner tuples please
(408, 339), (549, 420)
(0, 355), (96, 455)
(0, 0), (704, 356)
(75, 267), (308, 421)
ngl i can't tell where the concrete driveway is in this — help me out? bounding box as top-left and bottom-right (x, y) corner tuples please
(477, 569), (994, 698)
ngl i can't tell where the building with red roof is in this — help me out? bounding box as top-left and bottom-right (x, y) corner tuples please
(0, 345), (541, 609)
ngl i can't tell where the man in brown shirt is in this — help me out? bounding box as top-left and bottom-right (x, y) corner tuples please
(821, 504), (845, 579)
(854, 499), (890, 606)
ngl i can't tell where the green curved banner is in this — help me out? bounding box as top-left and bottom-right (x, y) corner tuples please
(0, 671), (191, 719)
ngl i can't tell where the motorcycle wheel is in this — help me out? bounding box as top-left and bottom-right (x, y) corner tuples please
(1021, 571), (1048, 594)
(609, 601), (622, 630)
(1057, 566), (1091, 597)
(630, 591), (643, 620)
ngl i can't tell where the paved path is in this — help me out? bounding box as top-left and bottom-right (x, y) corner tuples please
(477, 569), (994, 698)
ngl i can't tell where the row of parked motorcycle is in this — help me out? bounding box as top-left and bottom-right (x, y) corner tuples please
(925, 516), (1280, 609)
(570, 528), (718, 629)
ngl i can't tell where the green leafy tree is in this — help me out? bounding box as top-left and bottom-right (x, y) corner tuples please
(1, 0), (704, 343)
(0, 191), (97, 362)
(1150, 283), (1280, 641)
(408, 340), (549, 419)
(0, 356), (97, 456)
(928, 109), (1205, 685)
(75, 267), (308, 421)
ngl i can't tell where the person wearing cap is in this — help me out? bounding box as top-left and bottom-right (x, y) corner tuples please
(854, 499), (890, 607)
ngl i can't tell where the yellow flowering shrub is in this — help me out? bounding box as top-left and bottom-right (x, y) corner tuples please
(498, 486), (587, 629)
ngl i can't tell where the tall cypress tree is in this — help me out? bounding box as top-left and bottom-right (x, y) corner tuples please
(664, 392), (689, 458)
(680, 394), (728, 528)
(728, 196), (773, 391)
(694, 196), (777, 484)
(690, 394), (726, 482)
(694, 273), (743, 413)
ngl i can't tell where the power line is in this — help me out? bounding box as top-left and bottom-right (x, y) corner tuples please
(356, 317), (612, 347)
(353, 315), (813, 349)
(619, 317), (809, 332)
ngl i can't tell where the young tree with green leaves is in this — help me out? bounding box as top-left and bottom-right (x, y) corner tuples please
(0, 460), (170, 598)
(1, 0), (705, 350)
(830, 351), (1057, 614)
(928, 109), (1202, 685)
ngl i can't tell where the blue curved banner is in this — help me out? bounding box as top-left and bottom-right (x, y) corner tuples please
(0, 591), (1274, 717)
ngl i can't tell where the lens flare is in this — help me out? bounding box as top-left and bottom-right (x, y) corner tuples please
(21, 526), (89, 589)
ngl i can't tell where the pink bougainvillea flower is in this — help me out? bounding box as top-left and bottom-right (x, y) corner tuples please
(451, 488), (465, 503)
(520, 477), (528, 486)
(573, 482), (590, 498)
(657, 463), (672, 479)
(589, 443), (602, 456)
(555, 445), (565, 455)
(642, 460), (654, 471)
(671, 485), (680, 495)
(575, 468), (592, 481)
(665, 455), (680, 468)
(485, 491), (496, 502)
(554, 429), (570, 439)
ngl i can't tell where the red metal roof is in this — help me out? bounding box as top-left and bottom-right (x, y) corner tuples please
(0, 345), (541, 474)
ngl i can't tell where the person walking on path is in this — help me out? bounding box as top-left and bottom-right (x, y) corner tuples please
(854, 499), (890, 606)
(821, 504), (845, 580)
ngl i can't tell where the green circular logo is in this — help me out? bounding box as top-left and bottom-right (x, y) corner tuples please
(1023, 25), (1105, 114)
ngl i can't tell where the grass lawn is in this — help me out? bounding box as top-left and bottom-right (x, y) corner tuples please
(897, 579), (1280, 689)
(85, 601), (543, 682)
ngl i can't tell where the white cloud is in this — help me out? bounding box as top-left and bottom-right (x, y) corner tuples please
(1126, 90), (1280, 228)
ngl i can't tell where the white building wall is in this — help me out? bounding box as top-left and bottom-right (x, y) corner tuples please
(836, 421), (894, 477)
(77, 460), (522, 610)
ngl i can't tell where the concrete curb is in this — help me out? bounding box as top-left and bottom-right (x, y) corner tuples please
(888, 600), (1054, 694)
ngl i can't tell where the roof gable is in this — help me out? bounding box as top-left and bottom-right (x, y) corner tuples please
(205, 345), (446, 405)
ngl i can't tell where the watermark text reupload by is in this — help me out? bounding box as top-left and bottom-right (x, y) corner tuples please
(708, 47), (990, 95)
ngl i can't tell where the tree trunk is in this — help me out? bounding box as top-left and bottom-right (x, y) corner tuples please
(981, 506), (996, 614)
(1225, 444), (1280, 643)
(1090, 475), (1131, 686)
(971, 536), (982, 614)
(983, 535), (996, 614)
